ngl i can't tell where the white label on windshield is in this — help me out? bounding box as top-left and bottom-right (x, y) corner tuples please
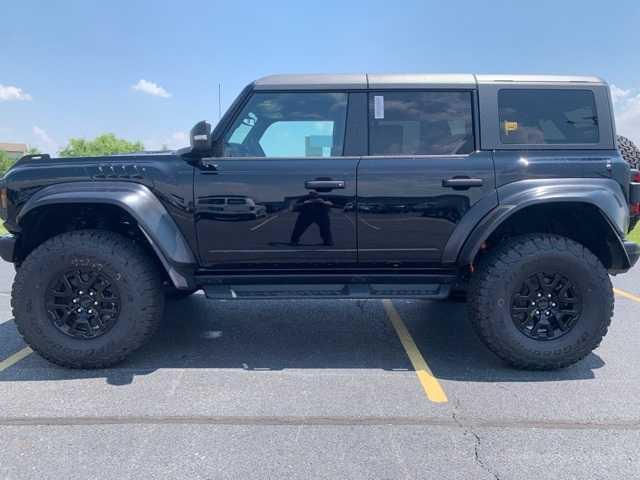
(374, 95), (384, 119)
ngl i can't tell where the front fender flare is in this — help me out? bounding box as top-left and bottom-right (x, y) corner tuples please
(17, 181), (197, 288)
(454, 178), (631, 270)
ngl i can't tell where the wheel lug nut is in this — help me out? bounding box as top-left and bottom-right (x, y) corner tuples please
(531, 301), (536, 306)
(77, 308), (82, 313)
(545, 310), (551, 316)
(94, 301), (98, 306)
(547, 294), (552, 298)
(551, 302), (557, 307)
(535, 310), (540, 315)
(89, 292), (94, 296)
(73, 298), (78, 303)
(79, 291), (83, 295)
(537, 293), (542, 298)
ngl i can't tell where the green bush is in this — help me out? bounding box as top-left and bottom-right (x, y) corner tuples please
(59, 134), (143, 157)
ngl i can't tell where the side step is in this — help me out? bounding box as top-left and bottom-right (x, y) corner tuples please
(203, 283), (450, 300)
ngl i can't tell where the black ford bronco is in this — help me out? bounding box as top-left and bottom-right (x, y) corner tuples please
(1, 74), (639, 370)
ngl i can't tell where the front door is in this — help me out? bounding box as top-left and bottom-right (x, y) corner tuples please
(195, 90), (359, 269)
(357, 90), (496, 267)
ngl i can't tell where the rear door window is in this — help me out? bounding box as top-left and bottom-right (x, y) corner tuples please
(498, 89), (599, 144)
(368, 91), (474, 156)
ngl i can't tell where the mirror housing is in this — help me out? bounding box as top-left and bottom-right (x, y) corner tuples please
(189, 120), (212, 154)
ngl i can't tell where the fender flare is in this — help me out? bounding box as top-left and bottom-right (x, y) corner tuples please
(17, 181), (197, 288)
(451, 178), (631, 269)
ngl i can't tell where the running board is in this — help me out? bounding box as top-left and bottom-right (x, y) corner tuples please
(203, 283), (450, 300)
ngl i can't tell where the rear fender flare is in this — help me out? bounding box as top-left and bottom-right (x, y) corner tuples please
(456, 178), (631, 269)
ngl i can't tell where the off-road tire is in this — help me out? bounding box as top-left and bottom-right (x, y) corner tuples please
(617, 135), (640, 169)
(468, 234), (613, 370)
(12, 230), (165, 369)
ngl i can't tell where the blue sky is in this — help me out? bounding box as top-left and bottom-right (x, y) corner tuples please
(2, 0), (640, 152)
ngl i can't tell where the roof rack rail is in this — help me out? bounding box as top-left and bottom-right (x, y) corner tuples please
(20, 153), (50, 161)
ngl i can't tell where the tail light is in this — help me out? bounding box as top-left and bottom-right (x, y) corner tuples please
(631, 170), (640, 216)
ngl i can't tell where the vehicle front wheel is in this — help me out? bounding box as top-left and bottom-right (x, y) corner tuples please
(12, 230), (165, 369)
(468, 234), (613, 370)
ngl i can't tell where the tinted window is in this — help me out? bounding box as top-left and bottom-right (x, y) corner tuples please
(498, 89), (599, 144)
(227, 198), (247, 205)
(368, 91), (474, 155)
(223, 92), (348, 157)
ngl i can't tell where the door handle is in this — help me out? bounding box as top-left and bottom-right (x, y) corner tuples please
(305, 180), (345, 190)
(200, 158), (219, 173)
(442, 177), (483, 189)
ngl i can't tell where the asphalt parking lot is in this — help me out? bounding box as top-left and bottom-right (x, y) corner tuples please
(1, 262), (639, 479)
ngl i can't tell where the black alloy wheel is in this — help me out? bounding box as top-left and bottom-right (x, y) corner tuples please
(510, 272), (582, 341)
(45, 268), (121, 339)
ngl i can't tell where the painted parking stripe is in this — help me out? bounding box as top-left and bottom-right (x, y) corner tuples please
(250, 214), (279, 232)
(614, 288), (640, 304)
(383, 300), (448, 404)
(0, 346), (33, 372)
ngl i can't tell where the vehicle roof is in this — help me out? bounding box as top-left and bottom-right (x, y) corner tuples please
(253, 73), (607, 90)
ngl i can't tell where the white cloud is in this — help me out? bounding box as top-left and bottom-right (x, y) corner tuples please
(610, 84), (630, 104)
(33, 126), (59, 153)
(611, 84), (640, 145)
(0, 84), (32, 101)
(132, 79), (171, 98)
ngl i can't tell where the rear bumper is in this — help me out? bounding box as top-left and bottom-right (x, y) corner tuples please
(624, 241), (640, 269)
(0, 234), (16, 263)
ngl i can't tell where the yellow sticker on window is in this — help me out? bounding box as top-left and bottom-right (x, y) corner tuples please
(503, 121), (519, 134)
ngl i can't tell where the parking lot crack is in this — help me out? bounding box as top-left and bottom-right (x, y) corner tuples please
(452, 399), (500, 480)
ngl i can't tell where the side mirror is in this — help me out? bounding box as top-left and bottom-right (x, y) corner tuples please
(190, 120), (212, 154)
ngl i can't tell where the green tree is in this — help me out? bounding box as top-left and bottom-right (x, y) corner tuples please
(0, 150), (15, 176)
(26, 147), (40, 155)
(59, 133), (144, 157)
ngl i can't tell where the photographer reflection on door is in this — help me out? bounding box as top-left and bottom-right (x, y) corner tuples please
(290, 190), (334, 246)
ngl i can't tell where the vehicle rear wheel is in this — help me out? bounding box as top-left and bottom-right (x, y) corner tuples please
(468, 233), (613, 370)
(12, 230), (165, 369)
(617, 135), (640, 169)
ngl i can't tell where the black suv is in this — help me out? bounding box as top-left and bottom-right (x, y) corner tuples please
(1, 74), (639, 370)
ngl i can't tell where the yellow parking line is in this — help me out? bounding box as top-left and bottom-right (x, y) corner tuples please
(0, 347), (33, 372)
(383, 300), (448, 404)
(614, 288), (640, 304)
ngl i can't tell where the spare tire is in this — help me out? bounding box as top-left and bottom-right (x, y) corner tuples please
(617, 135), (640, 169)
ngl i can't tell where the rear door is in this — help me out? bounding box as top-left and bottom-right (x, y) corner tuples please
(357, 90), (496, 267)
(194, 90), (360, 269)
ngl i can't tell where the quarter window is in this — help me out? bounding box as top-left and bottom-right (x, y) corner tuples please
(223, 92), (348, 157)
(498, 89), (599, 144)
(368, 91), (474, 156)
